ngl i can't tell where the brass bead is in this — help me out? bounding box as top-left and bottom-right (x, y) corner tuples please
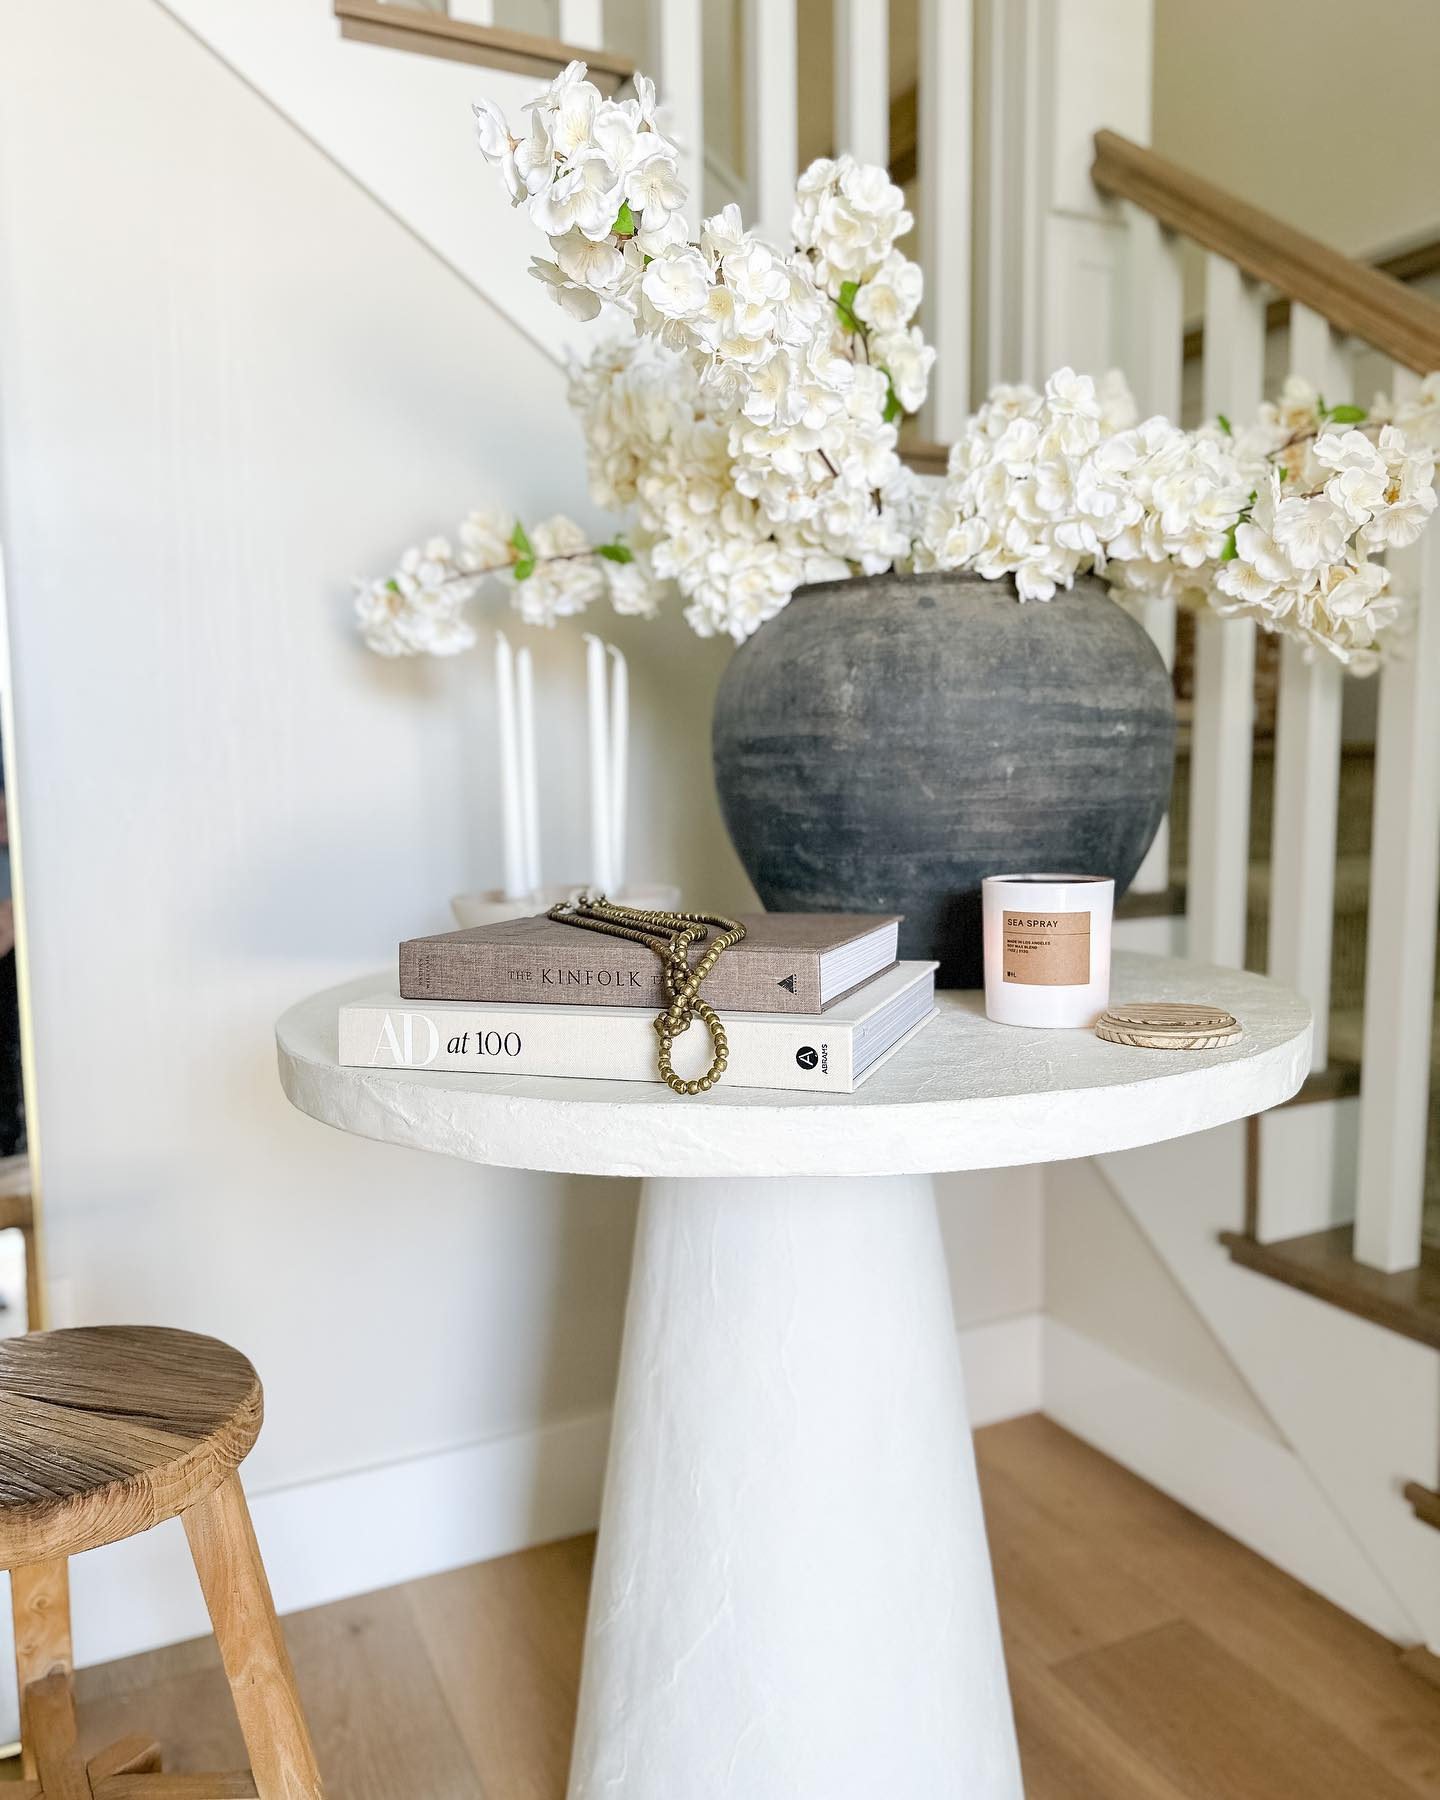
(549, 899), (746, 1095)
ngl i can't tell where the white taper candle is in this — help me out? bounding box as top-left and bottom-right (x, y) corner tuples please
(494, 630), (526, 899)
(515, 643), (541, 896)
(584, 633), (613, 893)
(608, 644), (628, 897)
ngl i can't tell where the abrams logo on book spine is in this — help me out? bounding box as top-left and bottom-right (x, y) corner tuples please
(372, 1013), (522, 1068)
(795, 1043), (828, 1072)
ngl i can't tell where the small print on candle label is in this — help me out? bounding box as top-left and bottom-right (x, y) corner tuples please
(1002, 911), (1091, 986)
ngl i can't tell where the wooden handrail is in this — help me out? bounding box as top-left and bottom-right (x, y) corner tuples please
(1180, 239), (1440, 361)
(1183, 236), (1440, 362)
(1092, 130), (1440, 373)
(887, 87), (1439, 332)
(334, 2), (635, 94)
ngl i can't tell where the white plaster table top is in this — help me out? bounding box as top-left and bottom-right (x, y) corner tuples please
(277, 951), (1311, 1180)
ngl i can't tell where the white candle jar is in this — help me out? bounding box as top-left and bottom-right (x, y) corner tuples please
(982, 874), (1114, 1028)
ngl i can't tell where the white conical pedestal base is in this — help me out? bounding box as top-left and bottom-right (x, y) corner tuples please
(567, 1173), (1023, 1800)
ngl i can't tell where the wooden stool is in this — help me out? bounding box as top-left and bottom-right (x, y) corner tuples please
(0, 1326), (324, 1799)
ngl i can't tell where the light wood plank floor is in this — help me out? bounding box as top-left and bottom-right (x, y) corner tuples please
(33, 1416), (1440, 1798)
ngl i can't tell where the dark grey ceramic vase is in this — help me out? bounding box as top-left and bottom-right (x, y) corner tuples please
(711, 569), (1176, 988)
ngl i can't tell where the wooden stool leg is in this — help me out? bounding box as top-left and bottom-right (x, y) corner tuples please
(11, 1559), (72, 1780)
(183, 1474), (324, 1800)
(25, 1670), (87, 1799)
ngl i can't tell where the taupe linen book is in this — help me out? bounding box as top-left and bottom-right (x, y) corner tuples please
(399, 913), (901, 1014)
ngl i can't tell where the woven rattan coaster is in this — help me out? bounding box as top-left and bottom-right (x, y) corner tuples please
(1095, 1002), (1243, 1050)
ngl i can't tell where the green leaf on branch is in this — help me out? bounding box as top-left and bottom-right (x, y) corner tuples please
(1216, 413), (1233, 436)
(611, 200), (637, 237)
(1220, 525), (1239, 562)
(883, 381), (902, 424)
(510, 520), (534, 559)
(1326, 403), (1367, 424)
(385, 578), (400, 593)
(513, 557), (535, 581)
(597, 542), (634, 563)
(835, 279), (862, 333)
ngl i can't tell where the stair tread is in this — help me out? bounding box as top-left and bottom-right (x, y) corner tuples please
(333, 1), (635, 91)
(1221, 1226), (1440, 1353)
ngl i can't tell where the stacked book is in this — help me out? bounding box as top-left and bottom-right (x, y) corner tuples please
(339, 913), (938, 1093)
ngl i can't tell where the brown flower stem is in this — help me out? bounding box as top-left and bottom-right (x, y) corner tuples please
(1278, 417), (1383, 454)
(431, 547), (609, 589)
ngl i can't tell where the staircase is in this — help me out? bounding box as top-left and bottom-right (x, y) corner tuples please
(1082, 121), (1440, 1655)
(167, 0), (1440, 1657)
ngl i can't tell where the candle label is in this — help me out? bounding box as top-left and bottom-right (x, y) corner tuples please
(1002, 911), (1091, 986)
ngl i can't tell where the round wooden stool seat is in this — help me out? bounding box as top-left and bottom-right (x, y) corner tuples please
(0, 1325), (263, 1569)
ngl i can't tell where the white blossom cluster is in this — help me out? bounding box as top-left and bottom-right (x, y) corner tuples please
(475, 62), (931, 642)
(354, 538), (478, 658)
(1211, 423), (1435, 672)
(567, 334), (866, 639)
(1225, 371), (1440, 477)
(1177, 374), (1436, 667)
(918, 367), (1437, 670)
(354, 506), (654, 657)
(466, 61), (1439, 668)
(915, 367), (1253, 601)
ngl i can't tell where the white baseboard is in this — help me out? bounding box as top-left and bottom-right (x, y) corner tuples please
(24, 1308), (1406, 1698)
(959, 1312), (1043, 1427)
(42, 1311), (1040, 1684)
(1042, 1317), (1411, 1639)
(64, 1405), (613, 1673)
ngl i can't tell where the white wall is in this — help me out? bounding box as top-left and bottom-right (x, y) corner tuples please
(1044, 1155), (1280, 1438)
(1154, 0), (1440, 264)
(0, 0), (1040, 1668)
(0, 0), (655, 1497)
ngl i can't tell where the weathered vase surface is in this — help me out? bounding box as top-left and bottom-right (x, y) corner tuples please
(711, 569), (1176, 988)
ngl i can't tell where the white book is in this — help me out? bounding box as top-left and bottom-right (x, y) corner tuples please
(339, 961), (939, 1095)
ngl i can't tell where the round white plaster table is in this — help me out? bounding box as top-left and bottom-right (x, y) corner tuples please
(277, 951), (1310, 1800)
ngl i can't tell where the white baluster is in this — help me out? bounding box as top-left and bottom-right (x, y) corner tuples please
(1187, 256), (1265, 967)
(448, 2), (495, 23)
(743, 0), (797, 244)
(971, 0), (1037, 391)
(1353, 367), (1440, 1272)
(655, 0), (703, 205)
(1268, 304), (1347, 1069)
(919, 0), (972, 440)
(1254, 319), (1349, 1244)
(558, 0), (603, 48)
(834, 0), (889, 165)
(1127, 208), (1185, 895)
